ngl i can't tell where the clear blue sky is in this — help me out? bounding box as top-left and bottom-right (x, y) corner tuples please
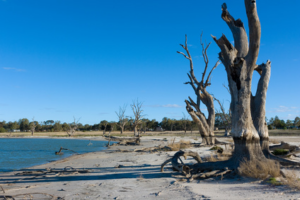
(0, 0), (299, 125)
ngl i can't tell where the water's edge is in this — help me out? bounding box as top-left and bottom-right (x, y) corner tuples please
(0, 137), (112, 172)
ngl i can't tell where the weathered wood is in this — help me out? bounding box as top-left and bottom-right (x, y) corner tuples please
(104, 136), (141, 145)
(178, 35), (220, 145)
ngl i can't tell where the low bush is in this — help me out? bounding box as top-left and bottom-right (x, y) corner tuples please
(272, 149), (289, 155)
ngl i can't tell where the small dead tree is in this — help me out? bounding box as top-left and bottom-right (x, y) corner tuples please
(29, 118), (37, 136)
(178, 34), (220, 145)
(182, 113), (189, 134)
(115, 104), (128, 134)
(214, 98), (231, 136)
(100, 120), (108, 135)
(67, 117), (79, 137)
(131, 99), (145, 136)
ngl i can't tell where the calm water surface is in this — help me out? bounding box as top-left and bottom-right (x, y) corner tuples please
(0, 138), (110, 172)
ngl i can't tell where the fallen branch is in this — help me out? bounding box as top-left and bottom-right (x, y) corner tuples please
(55, 147), (78, 155)
(104, 136), (141, 145)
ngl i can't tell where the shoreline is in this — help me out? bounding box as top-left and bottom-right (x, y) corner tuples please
(0, 136), (300, 199)
(0, 137), (111, 173)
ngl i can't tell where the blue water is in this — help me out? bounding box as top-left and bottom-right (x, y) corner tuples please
(0, 138), (111, 172)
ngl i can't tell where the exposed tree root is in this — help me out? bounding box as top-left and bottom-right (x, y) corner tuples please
(161, 150), (235, 180)
(161, 151), (202, 173)
(269, 141), (299, 152)
(263, 150), (300, 166)
(261, 139), (300, 166)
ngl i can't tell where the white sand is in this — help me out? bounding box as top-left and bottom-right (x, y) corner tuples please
(1, 136), (300, 200)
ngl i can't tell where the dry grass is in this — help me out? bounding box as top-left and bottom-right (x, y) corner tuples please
(166, 140), (192, 151)
(269, 138), (280, 144)
(203, 153), (228, 162)
(283, 170), (300, 190)
(238, 159), (280, 179)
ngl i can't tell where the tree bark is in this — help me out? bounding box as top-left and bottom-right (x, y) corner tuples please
(178, 35), (219, 145)
(211, 0), (268, 164)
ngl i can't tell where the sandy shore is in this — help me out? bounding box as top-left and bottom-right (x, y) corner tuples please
(1, 136), (300, 200)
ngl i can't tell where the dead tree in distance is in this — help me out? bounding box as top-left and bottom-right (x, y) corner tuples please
(214, 97), (231, 136)
(100, 120), (108, 135)
(29, 118), (37, 136)
(182, 112), (189, 134)
(67, 117), (79, 137)
(115, 104), (128, 134)
(178, 34), (220, 145)
(131, 99), (145, 136)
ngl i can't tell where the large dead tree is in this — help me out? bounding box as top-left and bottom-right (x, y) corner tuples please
(115, 104), (128, 134)
(131, 99), (144, 136)
(178, 34), (220, 145)
(163, 1), (298, 176)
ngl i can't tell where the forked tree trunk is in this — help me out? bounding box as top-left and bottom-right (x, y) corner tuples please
(211, 1), (269, 164)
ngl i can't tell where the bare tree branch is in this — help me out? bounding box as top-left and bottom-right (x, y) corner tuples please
(115, 104), (128, 134)
(221, 3), (248, 57)
(131, 99), (145, 136)
(204, 60), (220, 87)
(178, 35), (199, 85)
(244, 0), (261, 69)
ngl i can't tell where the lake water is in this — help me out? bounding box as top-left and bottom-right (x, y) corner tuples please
(0, 138), (110, 172)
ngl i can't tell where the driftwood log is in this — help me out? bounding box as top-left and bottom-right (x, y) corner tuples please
(55, 147), (78, 155)
(105, 136), (141, 145)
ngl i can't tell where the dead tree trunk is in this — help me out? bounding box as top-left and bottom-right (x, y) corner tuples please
(178, 34), (219, 145)
(163, 1), (300, 176)
(131, 99), (144, 137)
(29, 118), (37, 136)
(67, 118), (79, 137)
(209, 1), (268, 163)
(115, 104), (128, 134)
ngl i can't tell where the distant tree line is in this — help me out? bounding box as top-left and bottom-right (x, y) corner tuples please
(0, 115), (299, 133)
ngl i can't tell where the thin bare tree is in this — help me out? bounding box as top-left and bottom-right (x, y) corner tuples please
(182, 112), (189, 134)
(130, 99), (145, 136)
(178, 33), (220, 145)
(29, 118), (37, 136)
(214, 98), (231, 136)
(67, 117), (79, 137)
(115, 104), (128, 134)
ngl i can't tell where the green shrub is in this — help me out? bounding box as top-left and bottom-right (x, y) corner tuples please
(210, 146), (223, 151)
(268, 125), (273, 130)
(272, 149), (289, 155)
(267, 177), (282, 186)
(0, 127), (6, 133)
